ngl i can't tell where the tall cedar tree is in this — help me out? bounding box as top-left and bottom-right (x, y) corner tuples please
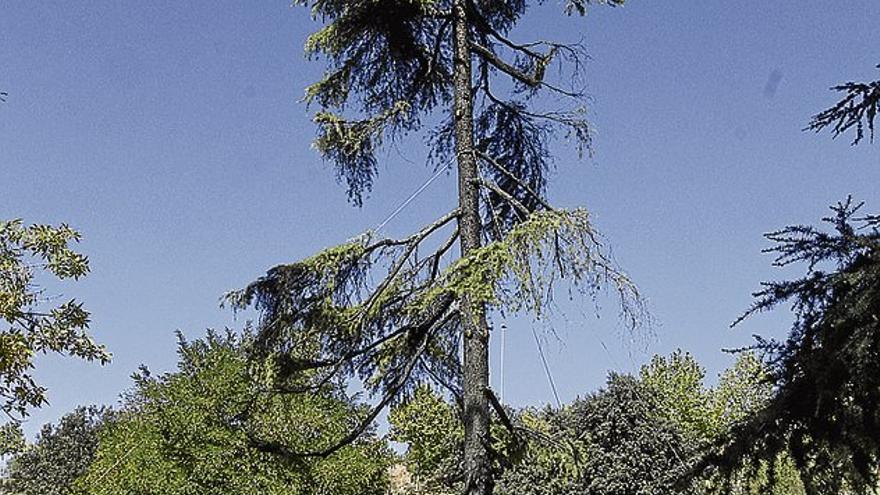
(697, 199), (880, 494)
(226, 1), (643, 494)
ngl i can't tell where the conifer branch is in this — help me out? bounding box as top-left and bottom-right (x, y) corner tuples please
(360, 209), (460, 315)
(806, 66), (880, 145)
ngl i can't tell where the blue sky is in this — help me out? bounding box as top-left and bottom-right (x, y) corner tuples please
(2, 1), (879, 436)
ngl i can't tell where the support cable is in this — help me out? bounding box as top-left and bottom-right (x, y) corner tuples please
(532, 326), (562, 408)
(374, 165), (449, 234)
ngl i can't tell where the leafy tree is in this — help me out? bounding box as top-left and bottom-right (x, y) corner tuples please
(390, 352), (803, 495)
(640, 351), (775, 442)
(699, 199), (880, 494)
(1, 406), (111, 495)
(228, 2), (642, 493)
(0, 220), (109, 438)
(76, 330), (391, 495)
(0, 422), (24, 456)
(642, 351), (805, 495)
(806, 64), (880, 145)
(710, 352), (772, 430)
(391, 374), (697, 495)
(388, 385), (463, 493)
(640, 351), (718, 442)
(565, 374), (694, 495)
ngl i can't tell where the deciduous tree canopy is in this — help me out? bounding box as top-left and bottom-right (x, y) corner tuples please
(0, 220), (109, 432)
(77, 331), (392, 495)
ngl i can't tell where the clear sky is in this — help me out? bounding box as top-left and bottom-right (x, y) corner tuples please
(2, 1), (879, 436)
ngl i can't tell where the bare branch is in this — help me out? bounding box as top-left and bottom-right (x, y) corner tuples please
(470, 41), (583, 99)
(469, 42), (542, 88)
(476, 151), (554, 212)
(364, 208), (460, 253)
(428, 227), (460, 282)
(478, 178), (531, 217)
(251, 300), (459, 459)
(359, 208), (460, 317)
(484, 387), (516, 435)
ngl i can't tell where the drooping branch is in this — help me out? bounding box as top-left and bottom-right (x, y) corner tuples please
(313, 102), (413, 206)
(249, 5), (645, 492)
(693, 199), (880, 494)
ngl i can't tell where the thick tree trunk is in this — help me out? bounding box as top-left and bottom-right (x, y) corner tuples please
(452, 1), (493, 495)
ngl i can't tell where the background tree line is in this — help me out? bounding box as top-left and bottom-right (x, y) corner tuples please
(0, 334), (804, 495)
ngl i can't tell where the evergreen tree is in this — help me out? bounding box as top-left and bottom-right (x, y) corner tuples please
(2, 406), (112, 495)
(699, 199), (880, 494)
(226, 1), (643, 493)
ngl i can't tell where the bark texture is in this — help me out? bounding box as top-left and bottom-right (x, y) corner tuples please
(452, 1), (492, 494)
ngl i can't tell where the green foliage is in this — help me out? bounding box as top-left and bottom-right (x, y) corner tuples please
(0, 219), (109, 434)
(388, 385), (462, 492)
(642, 351), (774, 442)
(640, 351), (717, 442)
(566, 374), (694, 495)
(641, 352), (803, 495)
(294, 0), (452, 204)
(76, 330), (391, 495)
(0, 422), (24, 456)
(313, 102), (413, 206)
(494, 374), (695, 495)
(2, 406), (111, 495)
(710, 352), (772, 429)
(387, 352), (804, 495)
(237, 4), (643, 491)
(704, 199), (880, 494)
(391, 374), (696, 495)
(293, 0), (618, 230)
(421, 209), (641, 320)
(495, 406), (581, 495)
